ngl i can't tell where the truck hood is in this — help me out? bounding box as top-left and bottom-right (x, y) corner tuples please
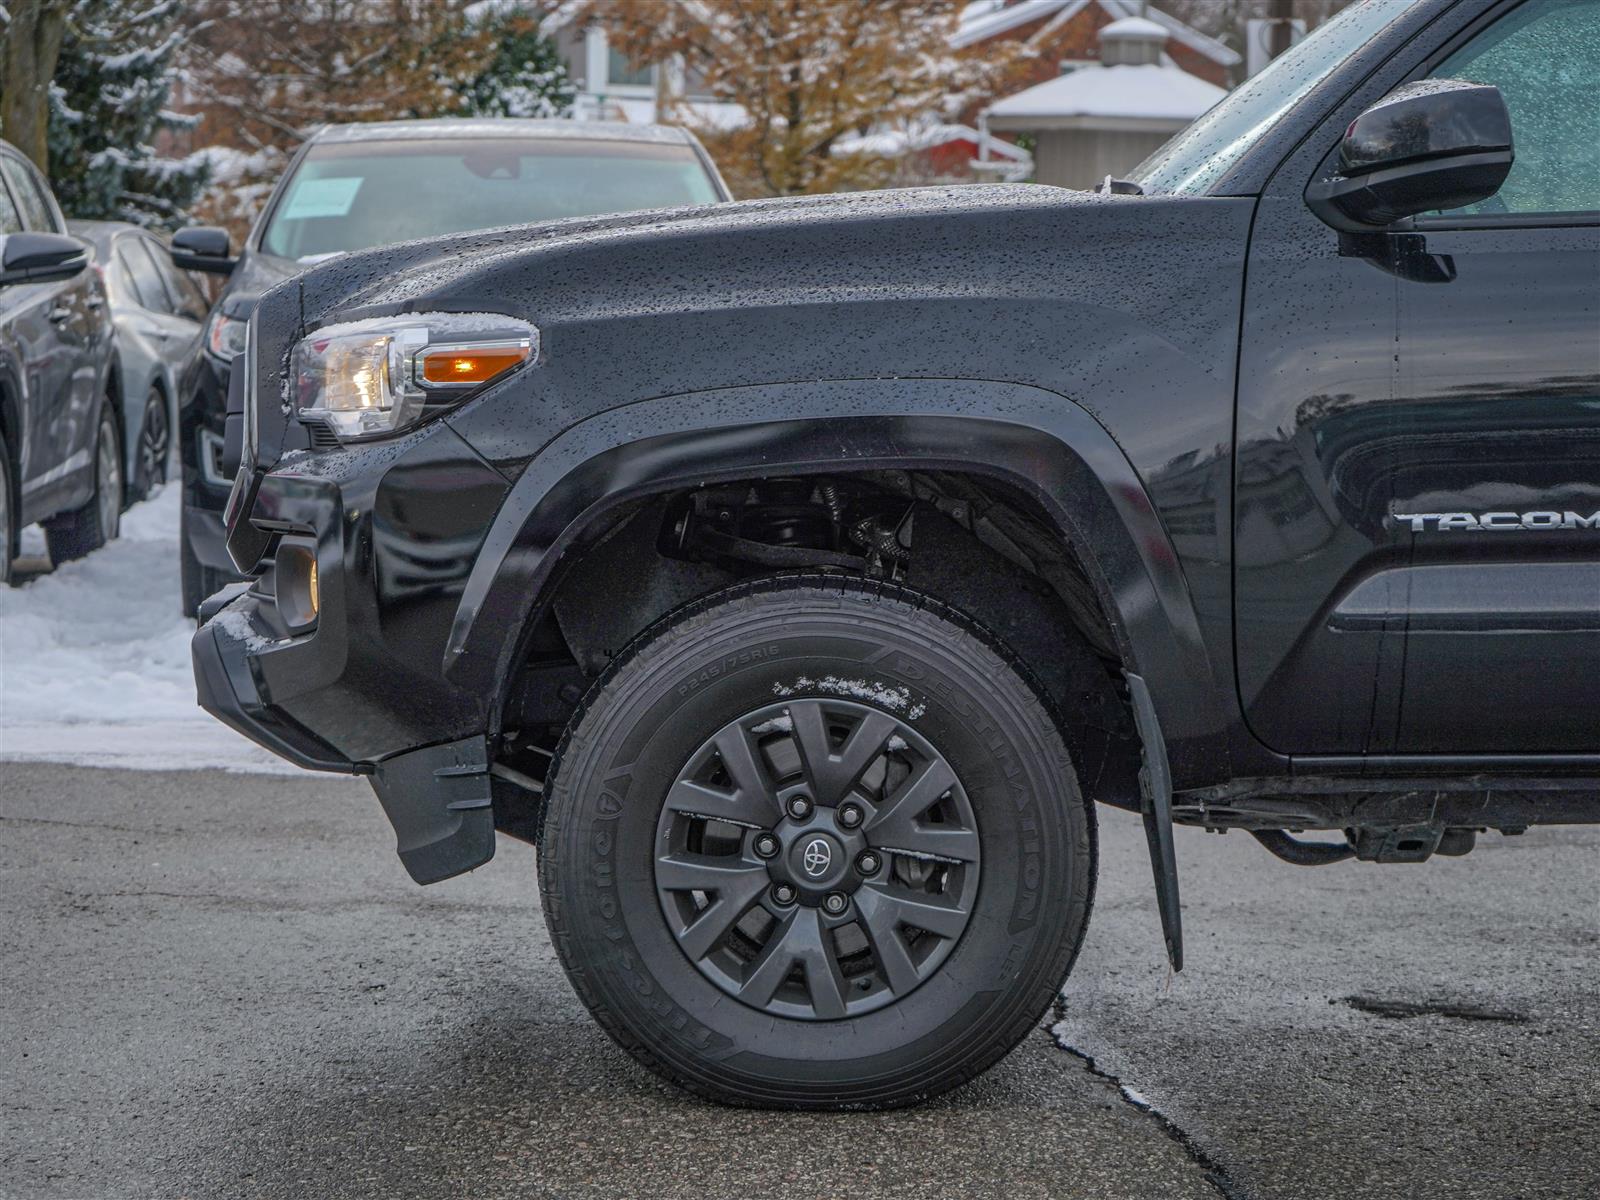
(245, 184), (1123, 466)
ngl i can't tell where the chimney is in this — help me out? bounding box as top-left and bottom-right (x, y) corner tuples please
(1098, 16), (1166, 67)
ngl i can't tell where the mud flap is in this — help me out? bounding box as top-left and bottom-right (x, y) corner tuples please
(1126, 673), (1182, 972)
(368, 736), (496, 884)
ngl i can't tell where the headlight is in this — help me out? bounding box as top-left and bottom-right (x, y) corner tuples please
(291, 312), (537, 441)
(207, 312), (249, 361)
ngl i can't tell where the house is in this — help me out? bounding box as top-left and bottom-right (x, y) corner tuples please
(981, 16), (1227, 189)
(896, 0), (1237, 186)
(952, 0), (1240, 94)
(541, 4), (742, 128)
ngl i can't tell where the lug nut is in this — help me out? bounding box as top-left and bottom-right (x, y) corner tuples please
(786, 795), (813, 820)
(753, 832), (780, 859)
(856, 851), (881, 875)
(772, 882), (798, 905)
(838, 803), (864, 829)
(822, 892), (849, 916)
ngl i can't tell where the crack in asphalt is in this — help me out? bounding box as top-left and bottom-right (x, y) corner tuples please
(1049, 996), (1247, 1200)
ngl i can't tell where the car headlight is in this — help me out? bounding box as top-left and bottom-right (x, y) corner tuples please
(207, 312), (249, 361)
(290, 313), (537, 441)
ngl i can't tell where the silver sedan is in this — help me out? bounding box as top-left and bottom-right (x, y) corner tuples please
(68, 220), (205, 502)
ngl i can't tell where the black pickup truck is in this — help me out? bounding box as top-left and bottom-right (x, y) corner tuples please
(193, 0), (1600, 1108)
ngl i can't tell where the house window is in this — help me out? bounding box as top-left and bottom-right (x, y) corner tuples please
(607, 45), (654, 88)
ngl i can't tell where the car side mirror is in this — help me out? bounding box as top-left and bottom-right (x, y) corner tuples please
(171, 225), (237, 275)
(0, 232), (89, 285)
(1307, 80), (1514, 229)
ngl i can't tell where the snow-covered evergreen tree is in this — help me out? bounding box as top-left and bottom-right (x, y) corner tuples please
(449, 3), (575, 120)
(48, 0), (209, 229)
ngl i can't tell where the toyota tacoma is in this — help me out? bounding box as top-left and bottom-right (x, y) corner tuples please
(192, 0), (1600, 1108)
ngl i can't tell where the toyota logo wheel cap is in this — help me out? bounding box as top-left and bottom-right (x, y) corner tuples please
(802, 838), (833, 876)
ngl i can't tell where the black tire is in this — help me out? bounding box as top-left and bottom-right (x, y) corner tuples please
(43, 403), (121, 564)
(131, 386), (171, 502)
(0, 426), (13, 587)
(539, 576), (1096, 1109)
(180, 502), (229, 619)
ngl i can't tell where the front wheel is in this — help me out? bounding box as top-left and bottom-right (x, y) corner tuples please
(539, 577), (1096, 1109)
(131, 386), (171, 501)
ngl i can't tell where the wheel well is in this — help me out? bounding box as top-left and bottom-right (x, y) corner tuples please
(497, 470), (1142, 813)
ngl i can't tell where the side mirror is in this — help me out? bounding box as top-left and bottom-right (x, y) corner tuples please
(0, 232), (89, 285)
(171, 225), (236, 275)
(1307, 80), (1514, 229)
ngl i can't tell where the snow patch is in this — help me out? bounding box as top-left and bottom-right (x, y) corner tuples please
(0, 486), (311, 774)
(770, 676), (926, 719)
(749, 714), (795, 735)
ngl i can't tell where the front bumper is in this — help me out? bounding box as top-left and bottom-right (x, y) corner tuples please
(192, 601), (357, 773)
(190, 417), (512, 882)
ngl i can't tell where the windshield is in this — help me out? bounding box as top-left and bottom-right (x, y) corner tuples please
(1134, 0), (1411, 196)
(260, 137), (722, 261)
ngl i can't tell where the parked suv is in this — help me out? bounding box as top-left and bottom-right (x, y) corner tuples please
(170, 118), (729, 614)
(195, 0), (1599, 1109)
(0, 142), (116, 584)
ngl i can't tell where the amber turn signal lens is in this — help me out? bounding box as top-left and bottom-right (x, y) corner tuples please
(419, 345), (531, 386)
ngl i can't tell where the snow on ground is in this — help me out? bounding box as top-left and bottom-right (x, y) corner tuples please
(0, 486), (309, 774)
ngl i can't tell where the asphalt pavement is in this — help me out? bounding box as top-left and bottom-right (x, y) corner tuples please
(1, 762), (1595, 1199)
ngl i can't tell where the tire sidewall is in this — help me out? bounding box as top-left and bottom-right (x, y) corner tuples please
(0, 430), (12, 585)
(543, 582), (1092, 1104)
(97, 405), (122, 538)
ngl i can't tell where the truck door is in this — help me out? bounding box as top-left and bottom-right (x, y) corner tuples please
(1233, 0), (1600, 758)
(1382, 0), (1600, 753)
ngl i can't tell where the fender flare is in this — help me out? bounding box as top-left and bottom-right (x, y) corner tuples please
(444, 377), (1227, 780)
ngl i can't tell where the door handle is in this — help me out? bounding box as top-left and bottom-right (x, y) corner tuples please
(47, 305), (73, 324)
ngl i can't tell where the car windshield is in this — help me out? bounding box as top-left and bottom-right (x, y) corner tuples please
(260, 136), (721, 261)
(1133, 0), (1408, 196)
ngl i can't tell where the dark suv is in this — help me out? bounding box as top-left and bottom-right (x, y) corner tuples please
(195, 0), (1599, 1109)
(0, 141), (117, 583)
(169, 118), (729, 614)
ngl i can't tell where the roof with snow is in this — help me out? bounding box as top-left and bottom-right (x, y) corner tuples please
(1099, 15), (1168, 41)
(834, 123), (1032, 162)
(954, 0), (1241, 66)
(984, 61), (1226, 129)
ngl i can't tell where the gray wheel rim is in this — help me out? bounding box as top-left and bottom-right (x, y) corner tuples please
(139, 391), (169, 488)
(655, 697), (981, 1021)
(97, 411), (120, 540)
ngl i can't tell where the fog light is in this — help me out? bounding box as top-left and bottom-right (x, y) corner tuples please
(276, 541), (320, 633)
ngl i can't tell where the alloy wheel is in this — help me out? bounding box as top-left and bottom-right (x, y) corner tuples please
(96, 411), (121, 540)
(139, 391), (169, 490)
(654, 698), (981, 1021)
